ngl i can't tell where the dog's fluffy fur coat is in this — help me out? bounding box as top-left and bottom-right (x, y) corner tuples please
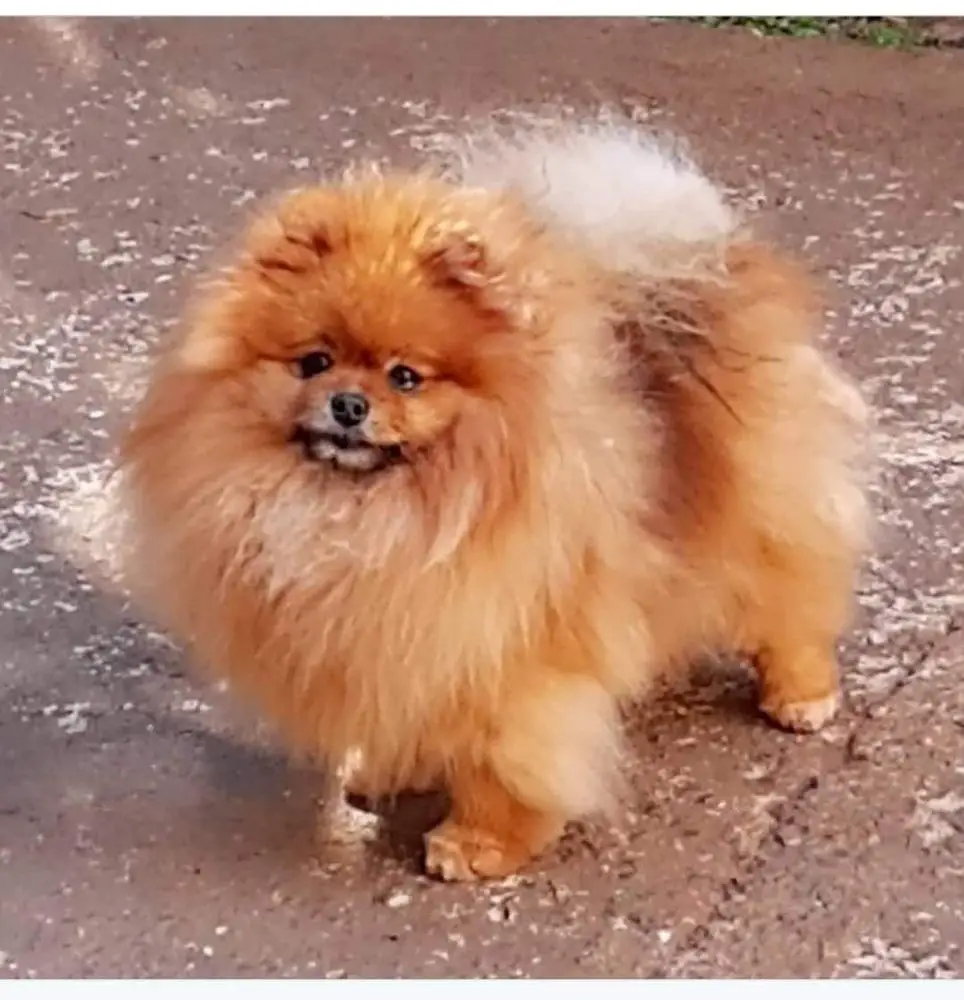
(120, 119), (871, 881)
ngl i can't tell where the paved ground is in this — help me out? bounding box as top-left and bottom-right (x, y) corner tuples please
(1, 17), (963, 979)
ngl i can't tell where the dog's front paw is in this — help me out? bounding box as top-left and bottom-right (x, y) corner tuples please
(760, 690), (841, 733)
(424, 820), (541, 882)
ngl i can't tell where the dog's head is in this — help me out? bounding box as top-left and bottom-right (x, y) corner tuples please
(174, 175), (575, 475)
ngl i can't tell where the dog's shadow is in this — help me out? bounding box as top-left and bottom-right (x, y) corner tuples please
(342, 788), (450, 867)
(184, 721), (449, 873)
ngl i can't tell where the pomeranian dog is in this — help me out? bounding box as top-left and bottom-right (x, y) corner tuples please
(119, 118), (871, 882)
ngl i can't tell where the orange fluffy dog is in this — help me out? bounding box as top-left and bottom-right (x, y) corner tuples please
(119, 120), (871, 881)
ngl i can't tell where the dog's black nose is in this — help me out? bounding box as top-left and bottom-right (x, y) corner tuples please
(329, 391), (370, 429)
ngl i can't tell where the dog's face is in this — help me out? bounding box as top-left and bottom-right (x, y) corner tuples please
(280, 309), (470, 472)
(182, 177), (545, 474)
(286, 321), (472, 474)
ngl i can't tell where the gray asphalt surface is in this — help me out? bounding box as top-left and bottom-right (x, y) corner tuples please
(1, 17), (963, 978)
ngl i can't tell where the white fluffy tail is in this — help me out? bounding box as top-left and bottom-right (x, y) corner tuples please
(439, 116), (740, 277)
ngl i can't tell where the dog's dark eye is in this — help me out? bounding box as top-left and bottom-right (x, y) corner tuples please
(296, 351), (333, 380)
(387, 364), (423, 393)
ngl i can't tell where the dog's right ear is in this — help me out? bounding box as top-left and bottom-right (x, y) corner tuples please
(245, 192), (333, 278)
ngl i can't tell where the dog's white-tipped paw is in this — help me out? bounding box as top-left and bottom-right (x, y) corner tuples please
(761, 691), (841, 733)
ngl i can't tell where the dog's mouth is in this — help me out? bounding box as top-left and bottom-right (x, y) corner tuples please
(292, 426), (404, 472)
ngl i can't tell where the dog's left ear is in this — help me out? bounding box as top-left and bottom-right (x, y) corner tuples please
(422, 219), (496, 293)
(419, 194), (545, 323)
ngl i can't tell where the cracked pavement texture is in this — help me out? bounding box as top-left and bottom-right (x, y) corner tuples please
(1, 17), (963, 979)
